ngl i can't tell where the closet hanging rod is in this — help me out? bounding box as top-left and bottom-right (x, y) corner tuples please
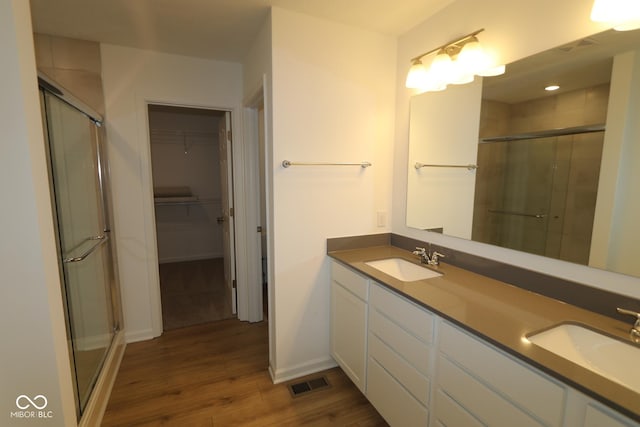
(415, 162), (477, 170)
(282, 160), (372, 168)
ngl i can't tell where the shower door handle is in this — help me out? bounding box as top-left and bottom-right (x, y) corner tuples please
(63, 234), (109, 263)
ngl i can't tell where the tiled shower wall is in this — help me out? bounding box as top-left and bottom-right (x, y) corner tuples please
(479, 83), (610, 138)
(33, 33), (105, 116)
(473, 84), (609, 264)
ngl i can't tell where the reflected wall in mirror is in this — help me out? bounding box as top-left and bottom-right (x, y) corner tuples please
(407, 29), (640, 278)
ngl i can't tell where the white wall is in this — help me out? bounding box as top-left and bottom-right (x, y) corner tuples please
(101, 45), (243, 342)
(392, 0), (640, 299)
(0, 0), (76, 424)
(268, 7), (396, 381)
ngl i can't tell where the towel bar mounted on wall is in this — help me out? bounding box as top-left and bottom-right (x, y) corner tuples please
(488, 209), (547, 219)
(282, 160), (372, 168)
(414, 162), (477, 170)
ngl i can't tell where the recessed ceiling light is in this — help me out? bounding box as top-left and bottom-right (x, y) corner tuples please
(545, 85), (560, 91)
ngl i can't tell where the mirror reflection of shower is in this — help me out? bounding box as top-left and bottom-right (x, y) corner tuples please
(473, 79), (609, 265)
(472, 129), (604, 264)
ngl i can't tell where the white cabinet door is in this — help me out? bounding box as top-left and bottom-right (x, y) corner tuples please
(330, 263), (368, 393)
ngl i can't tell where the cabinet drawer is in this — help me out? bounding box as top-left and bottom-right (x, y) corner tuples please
(368, 333), (429, 405)
(440, 322), (566, 426)
(331, 261), (368, 301)
(370, 283), (433, 343)
(434, 389), (483, 427)
(367, 357), (429, 427)
(369, 308), (430, 376)
(438, 355), (545, 427)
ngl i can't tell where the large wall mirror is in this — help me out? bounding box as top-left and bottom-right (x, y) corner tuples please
(407, 28), (640, 278)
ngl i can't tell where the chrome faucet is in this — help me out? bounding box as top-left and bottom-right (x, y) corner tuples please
(617, 308), (640, 343)
(412, 247), (446, 266)
(412, 247), (429, 263)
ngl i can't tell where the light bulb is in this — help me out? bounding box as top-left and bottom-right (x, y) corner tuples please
(429, 50), (454, 85)
(614, 20), (640, 31)
(477, 64), (506, 77)
(457, 38), (491, 75)
(591, 0), (640, 31)
(420, 72), (448, 92)
(406, 60), (429, 89)
(449, 59), (475, 85)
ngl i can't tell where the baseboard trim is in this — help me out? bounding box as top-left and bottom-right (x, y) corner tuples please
(270, 357), (338, 384)
(75, 333), (113, 351)
(79, 330), (126, 427)
(125, 328), (155, 343)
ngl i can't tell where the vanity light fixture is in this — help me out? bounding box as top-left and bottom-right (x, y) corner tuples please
(405, 28), (505, 92)
(545, 85), (560, 91)
(591, 0), (640, 31)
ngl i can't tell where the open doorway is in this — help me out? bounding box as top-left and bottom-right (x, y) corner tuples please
(148, 104), (236, 331)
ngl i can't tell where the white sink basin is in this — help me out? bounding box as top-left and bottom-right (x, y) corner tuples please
(527, 323), (640, 392)
(365, 258), (442, 281)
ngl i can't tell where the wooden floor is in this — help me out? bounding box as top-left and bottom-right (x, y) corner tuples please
(102, 319), (387, 426)
(159, 258), (234, 331)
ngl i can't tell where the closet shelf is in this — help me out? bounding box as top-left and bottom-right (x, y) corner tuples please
(154, 196), (220, 206)
(150, 129), (216, 145)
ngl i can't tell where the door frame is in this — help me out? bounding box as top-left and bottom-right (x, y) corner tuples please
(217, 111), (237, 315)
(239, 82), (268, 323)
(140, 98), (241, 336)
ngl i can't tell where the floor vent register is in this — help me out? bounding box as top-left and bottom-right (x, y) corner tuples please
(288, 376), (331, 398)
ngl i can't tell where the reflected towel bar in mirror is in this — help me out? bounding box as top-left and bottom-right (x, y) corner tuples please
(414, 162), (477, 170)
(282, 160), (372, 168)
(489, 209), (547, 219)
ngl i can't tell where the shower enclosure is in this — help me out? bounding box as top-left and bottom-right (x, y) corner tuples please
(39, 75), (122, 420)
(472, 128), (604, 265)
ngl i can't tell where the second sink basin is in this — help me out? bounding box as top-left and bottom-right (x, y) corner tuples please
(365, 258), (442, 281)
(526, 323), (640, 393)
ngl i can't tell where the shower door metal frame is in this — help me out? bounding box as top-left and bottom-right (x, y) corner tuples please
(38, 72), (123, 419)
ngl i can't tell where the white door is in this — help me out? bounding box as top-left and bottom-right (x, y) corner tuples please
(218, 112), (237, 314)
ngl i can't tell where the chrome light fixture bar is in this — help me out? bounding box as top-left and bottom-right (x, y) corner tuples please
(406, 28), (505, 92)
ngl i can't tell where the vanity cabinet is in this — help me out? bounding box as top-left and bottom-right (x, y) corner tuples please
(436, 321), (567, 427)
(435, 321), (640, 427)
(330, 261), (369, 393)
(366, 282), (433, 427)
(329, 260), (640, 427)
(580, 402), (638, 427)
(563, 388), (640, 427)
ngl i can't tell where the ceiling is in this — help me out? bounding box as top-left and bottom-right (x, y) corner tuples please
(29, 0), (454, 62)
(482, 29), (640, 104)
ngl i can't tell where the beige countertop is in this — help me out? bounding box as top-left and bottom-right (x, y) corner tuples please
(328, 245), (640, 421)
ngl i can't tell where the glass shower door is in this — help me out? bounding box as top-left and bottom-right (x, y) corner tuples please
(42, 91), (115, 416)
